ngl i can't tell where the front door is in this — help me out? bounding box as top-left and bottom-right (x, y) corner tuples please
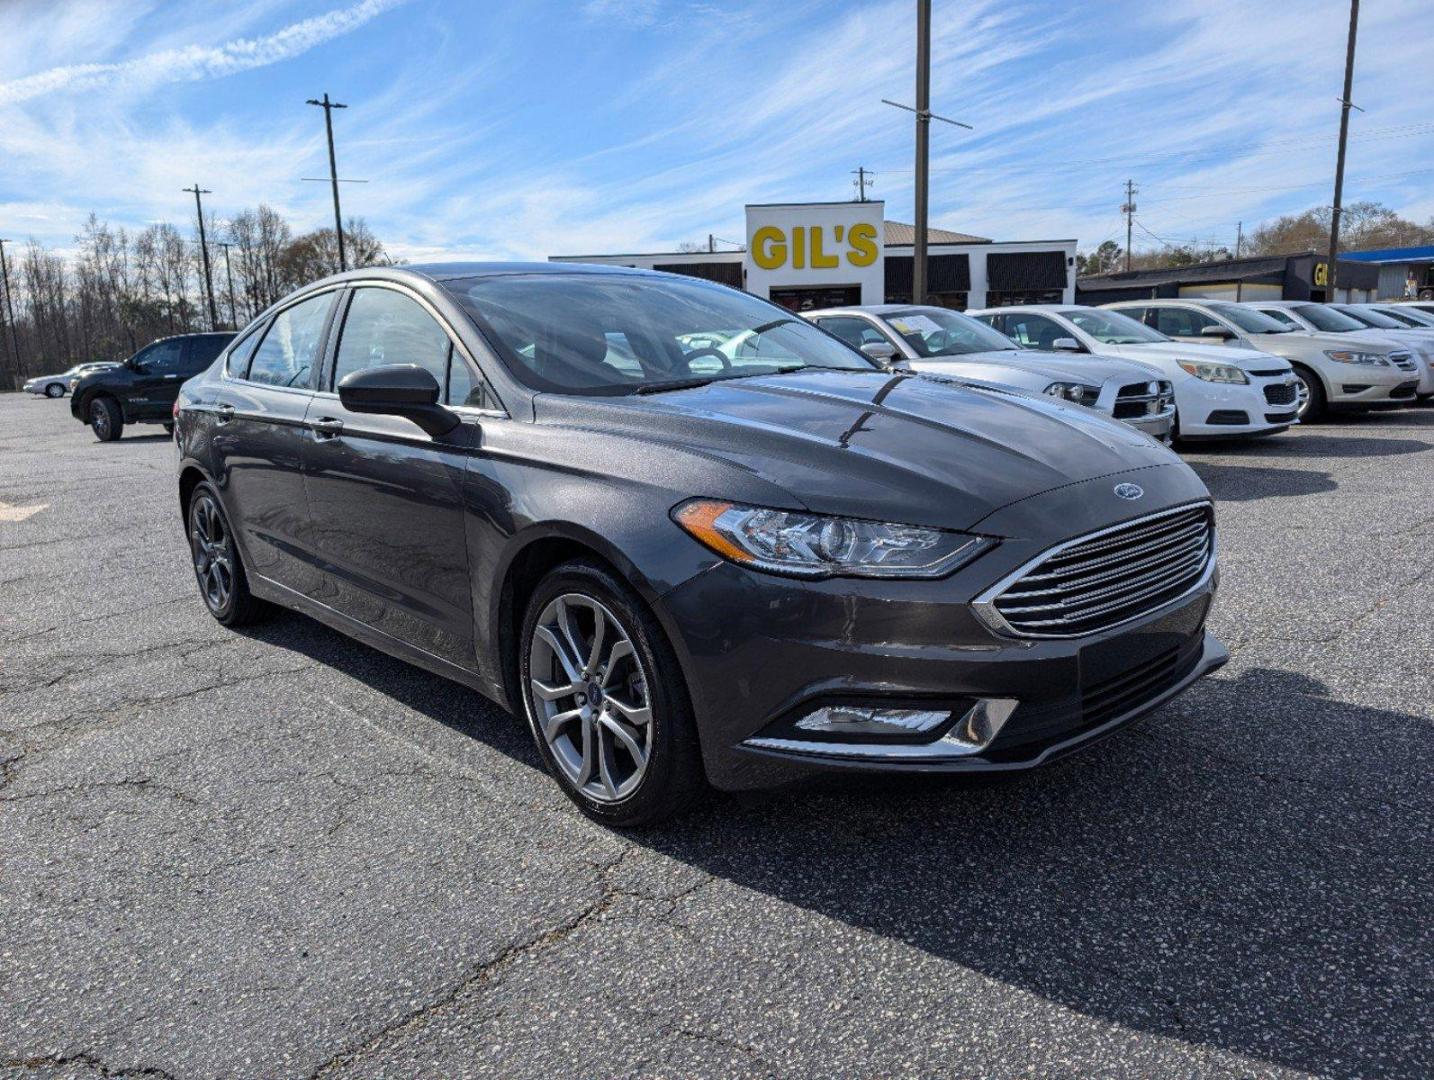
(123, 338), (187, 419)
(301, 284), (477, 669)
(207, 289), (337, 597)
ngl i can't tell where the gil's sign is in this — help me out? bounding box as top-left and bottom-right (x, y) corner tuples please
(743, 201), (885, 304)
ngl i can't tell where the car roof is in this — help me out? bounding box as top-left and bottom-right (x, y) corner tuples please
(804, 304), (945, 317)
(401, 261), (678, 283)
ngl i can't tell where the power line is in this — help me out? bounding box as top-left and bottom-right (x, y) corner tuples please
(182, 184), (219, 330)
(852, 165), (875, 201)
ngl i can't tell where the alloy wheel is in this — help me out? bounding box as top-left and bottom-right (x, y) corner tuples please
(190, 494), (235, 614)
(1293, 372), (1313, 419)
(527, 593), (654, 803)
(90, 401), (110, 438)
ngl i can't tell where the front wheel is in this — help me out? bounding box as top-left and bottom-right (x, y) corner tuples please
(89, 397), (123, 441)
(1292, 366), (1326, 422)
(45, 383), (64, 398)
(519, 560), (705, 827)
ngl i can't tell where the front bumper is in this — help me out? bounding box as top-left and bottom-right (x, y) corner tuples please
(1176, 371), (1298, 438)
(1322, 360), (1419, 406)
(658, 474), (1222, 792)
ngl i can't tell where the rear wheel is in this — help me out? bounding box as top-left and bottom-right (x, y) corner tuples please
(519, 559), (705, 827)
(188, 483), (268, 626)
(89, 397), (123, 441)
(1292, 366), (1326, 422)
(45, 383), (64, 398)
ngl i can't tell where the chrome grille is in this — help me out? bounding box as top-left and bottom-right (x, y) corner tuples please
(1113, 380), (1174, 420)
(985, 504), (1214, 638)
(1389, 351), (1416, 372)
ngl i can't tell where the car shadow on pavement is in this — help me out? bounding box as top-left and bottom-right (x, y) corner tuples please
(624, 666), (1430, 1078)
(239, 611), (1429, 1076)
(1184, 462), (1337, 501)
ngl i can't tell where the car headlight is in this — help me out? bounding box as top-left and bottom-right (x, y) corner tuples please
(673, 499), (994, 579)
(1176, 360), (1248, 384)
(1043, 381), (1100, 405)
(1324, 350), (1388, 366)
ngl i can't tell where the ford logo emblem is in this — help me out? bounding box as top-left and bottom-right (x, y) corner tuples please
(1114, 483), (1144, 500)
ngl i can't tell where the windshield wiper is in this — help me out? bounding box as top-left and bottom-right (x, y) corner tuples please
(632, 377), (716, 395)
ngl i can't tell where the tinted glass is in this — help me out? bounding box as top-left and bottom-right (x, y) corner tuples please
(1333, 305), (1400, 329)
(881, 307), (1016, 357)
(1259, 308), (1302, 329)
(247, 293), (331, 387)
(815, 316), (890, 350)
(441, 272), (873, 396)
(1152, 307), (1220, 338)
(334, 288), (451, 391)
(446, 352), (498, 409)
(188, 334), (235, 370)
(1208, 303), (1291, 333)
(138, 340), (185, 374)
(1290, 304), (1365, 332)
(1063, 308), (1168, 344)
(1001, 313), (1069, 350)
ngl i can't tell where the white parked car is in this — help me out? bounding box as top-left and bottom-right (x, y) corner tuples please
(1244, 301), (1434, 402)
(806, 304), (1175, 441)
(1104, 299), (1418, 420)
(970, 304), (1298, 441)
(22, 361), (118, 398)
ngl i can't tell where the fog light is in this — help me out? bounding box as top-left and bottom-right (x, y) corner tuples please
(794, 705), (950, 737)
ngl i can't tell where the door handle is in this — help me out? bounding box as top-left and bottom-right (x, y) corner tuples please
(215, 404), (236, 423)
(310, 417), (344, 438)
(165, 373), (181, 379)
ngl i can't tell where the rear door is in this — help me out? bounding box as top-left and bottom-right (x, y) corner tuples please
(301, 283), (480, 668)
(207, 290), (338, 597)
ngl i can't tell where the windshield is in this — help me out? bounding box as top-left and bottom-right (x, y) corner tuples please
(1290, 304), (1365, 332)
(1061, 307), (1169, 344)
(1209, 303), (1293, 334)
(1380, 305), (1434, 327)
(441, 272), (874, 395)
(881, 307), (1017, 357)
(1336, 305), (1401, 330)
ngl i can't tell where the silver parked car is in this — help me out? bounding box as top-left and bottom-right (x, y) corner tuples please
(23, 361), (118, 398)
(806, 304), (1176, 441)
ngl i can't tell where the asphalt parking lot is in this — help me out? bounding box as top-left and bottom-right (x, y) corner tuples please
(2, 393), (1431, 1080)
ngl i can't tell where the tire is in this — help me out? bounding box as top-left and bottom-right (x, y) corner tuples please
(163, 422), (175, 435)
(89, 397), (123, 441)
(45, 383), (64, 398)
(519, 559), (706, 827)
(1292, 365), (1327, 422)
(186, 483), (269, 627)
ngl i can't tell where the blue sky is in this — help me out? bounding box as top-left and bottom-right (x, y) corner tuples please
(2, 0), (1432, 262)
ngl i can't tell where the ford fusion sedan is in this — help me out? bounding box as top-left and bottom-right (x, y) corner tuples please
(806, 304), (1176, 441)
(23, 361), (117, 398)
(175, 264), (1225, 825)
(1244, 300), (1434, 402)
(971, 305), (1297, 441)
(1105, 298), (1417, 420)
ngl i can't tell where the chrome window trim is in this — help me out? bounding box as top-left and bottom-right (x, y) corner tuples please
(971, 501), (1217, 640)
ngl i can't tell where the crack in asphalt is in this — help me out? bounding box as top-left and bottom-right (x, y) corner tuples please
(0, 1051), (181, 1080)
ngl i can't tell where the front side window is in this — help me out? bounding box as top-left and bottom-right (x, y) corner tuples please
(1002, 313), (1071, 350)
(814, 316), (893, 351)
(1290, 304), (1363, 332)
(1333, 305), (1400, 329)
(1208, 303), (1291, 334)
(1258, 308), (1303, 330)
(333, 287), (452, 393)
(138, 339), (185, 374)
(1152, 307), (1222, 338)
(246, 293), (332, 388)
(1063, 308), (1168, 344)
(440, 272), (873, 396)
(880, 307), (1017, 357)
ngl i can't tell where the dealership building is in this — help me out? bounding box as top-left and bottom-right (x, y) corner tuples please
(1076, 251), (1379, 305)
(551, 200), (1077, 312)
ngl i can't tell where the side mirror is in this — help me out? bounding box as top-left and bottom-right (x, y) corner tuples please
(1200, 325), (1234, 340)
(1052, 337), (1083, 352)
(860, 341), (899, 366)
(338, 364), (460, 437)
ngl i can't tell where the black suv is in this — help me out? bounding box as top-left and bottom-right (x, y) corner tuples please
(71, 332), (234, 441)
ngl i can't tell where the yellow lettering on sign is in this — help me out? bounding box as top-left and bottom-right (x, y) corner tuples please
(752, 226), (786, 270)
(847, 222), (878, 266)
(809, 226), (838, 269)
(1314, 262), (1328, 287)
(792, 226), (806, 269)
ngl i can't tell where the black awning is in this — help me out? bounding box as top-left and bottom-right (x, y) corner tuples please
(653, 261), (743, 288)
(885, 253), (969, 295)
(987, 251), (1067, 291)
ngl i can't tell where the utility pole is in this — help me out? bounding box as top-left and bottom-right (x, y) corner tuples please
(852, 166), (875, 202)
(213, 241), (239, 328)
(184, 184), (219, 330)
(0, 238), (20, 381)
(1235, 221), (1243, 258)
(306, 92), (349, 272)
(1327, 0), (1360, 299)
(881, 1), (971, 304)
(708, 234), (715, 253)
(1121, 179), (1138, 273)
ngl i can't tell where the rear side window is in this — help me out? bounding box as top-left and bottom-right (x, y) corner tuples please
(1152, 307), (1220, 338)
(186, 335), (234, 371)
(246, 293), (333, 388)
(816, 316), (890, 350)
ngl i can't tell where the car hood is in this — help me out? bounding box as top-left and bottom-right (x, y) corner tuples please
(534, 369), (1186, 534)
(909, 348), (1162, 384)
(1103, 341), (1285, 370)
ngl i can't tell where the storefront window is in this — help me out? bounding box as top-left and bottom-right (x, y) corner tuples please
(984, 289), (1063, 308)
